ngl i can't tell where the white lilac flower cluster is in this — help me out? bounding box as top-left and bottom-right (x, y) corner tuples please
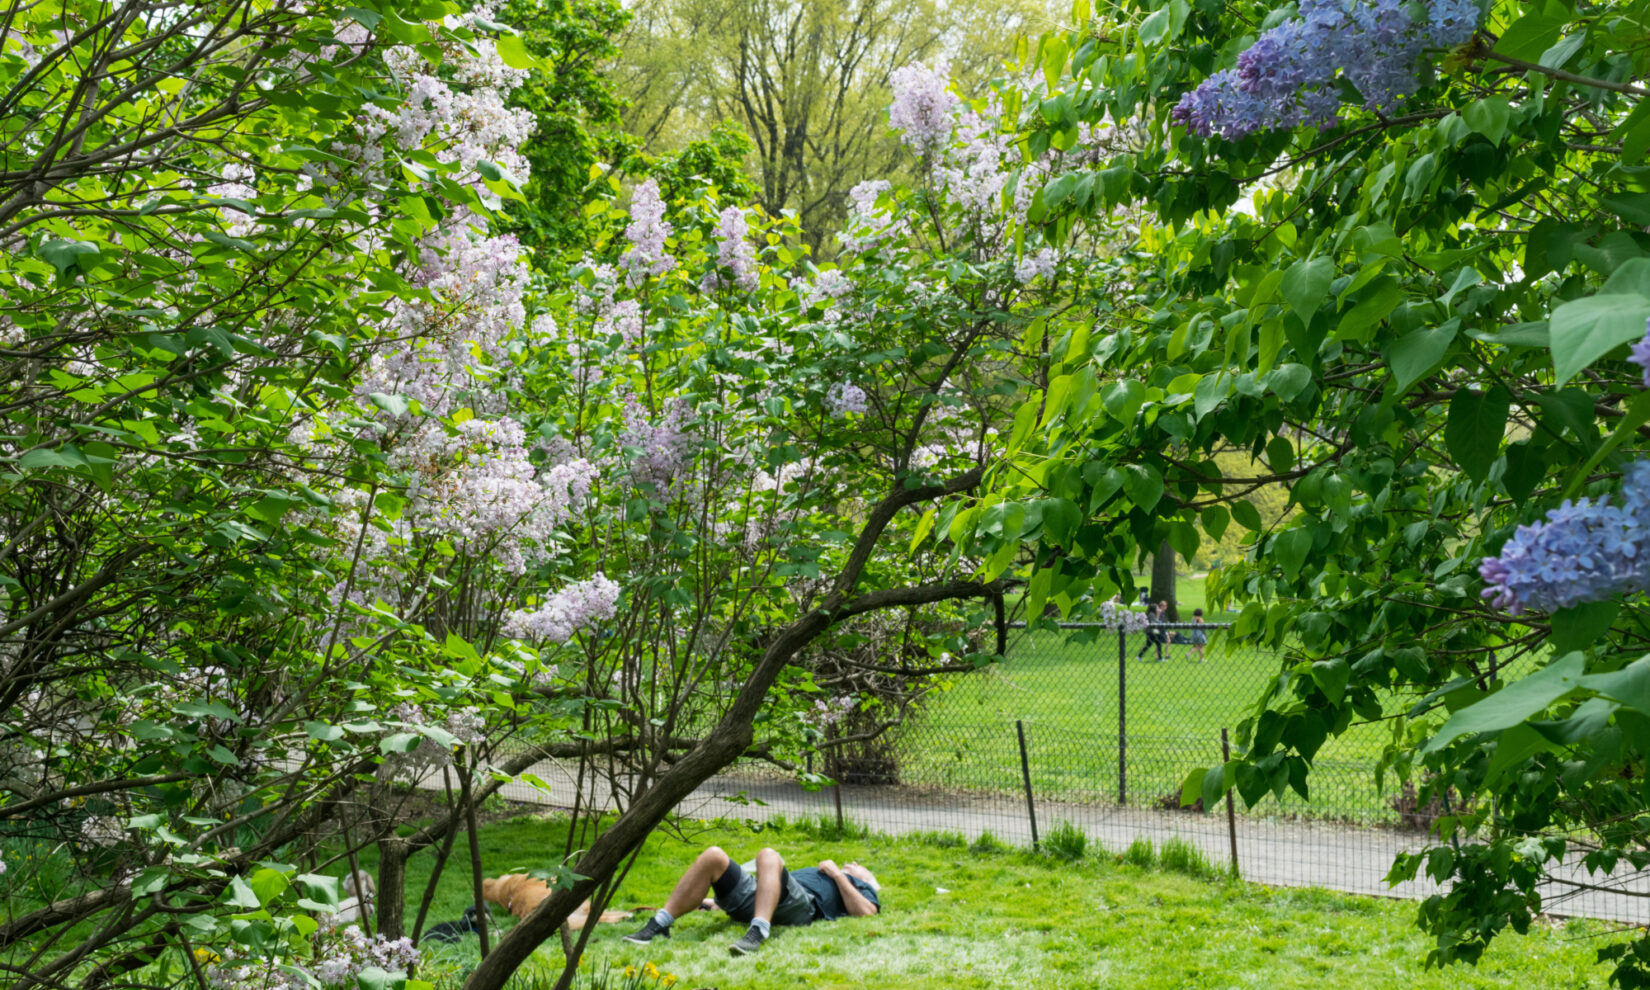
(390, 418), (597, 574)
(1013, 248), (1058, 285)
(209, 927), (417, 990)
(1171, 0), (1480, 139)
(207, 958), (308, 990)
(794, 269), (855, 318)
(501, 574), (622, 644)
(312, 927), (418, 987)
(359, 12), (534, 188)
(1479, 462), (1650, 614)
(888, 62), (958, 153)
(382, 704), (487, 779)
(703, 205), (759, 293)
(79, 815), (127, 848)
(1097, 600), (1150, 633)
(840, 180), (897, 253)
(622, 179), (675, 286)
(800, 695), (858, 729)
(826, 383), (869, 417)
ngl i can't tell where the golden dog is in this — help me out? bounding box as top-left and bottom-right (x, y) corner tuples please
(481, 873), (633, 929)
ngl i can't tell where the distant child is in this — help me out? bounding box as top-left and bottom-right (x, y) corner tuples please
(1188, 608), (1207, 662)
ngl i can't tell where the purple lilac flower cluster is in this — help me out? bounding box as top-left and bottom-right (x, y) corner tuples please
(1171, 0), (1480, 139)
(1479, 462), (1650, 613)
(620, 398), (694, 488)
(888, 62), (957, 153)
(502, 574), (622, 643)
(1630, 318), (1650, 389)
(622, 179), (674, 285)
(705, 206), (759, 292)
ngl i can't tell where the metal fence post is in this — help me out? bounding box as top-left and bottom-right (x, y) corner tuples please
(1016, 720), (1039, 850)
(1117, 627), (1127, 805)
(832, 776), (845, 834)
(1222, 728), (1239, 878)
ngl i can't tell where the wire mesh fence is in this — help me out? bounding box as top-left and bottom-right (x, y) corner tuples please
(481, 622), (1650, 924)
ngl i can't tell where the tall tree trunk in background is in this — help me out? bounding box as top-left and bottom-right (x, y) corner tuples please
(1150, 538), (1178, 621)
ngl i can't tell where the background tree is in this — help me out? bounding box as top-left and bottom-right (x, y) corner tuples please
(611, 0), (1057, 246)
(495, 0), (634, 253)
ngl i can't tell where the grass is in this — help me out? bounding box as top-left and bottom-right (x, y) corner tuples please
(389, 814), (1613, 990)
(898, 573), (1408, 823)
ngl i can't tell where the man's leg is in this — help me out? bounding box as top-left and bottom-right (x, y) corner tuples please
(750, 847), (785, 924)
(663, 846), (732, 918)
(625, 846), (732, 944)
(730, 848), (785, 955)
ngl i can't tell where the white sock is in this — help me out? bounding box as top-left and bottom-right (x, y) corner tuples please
(653, 908), (674, 928)
(750, 918), (771, 938)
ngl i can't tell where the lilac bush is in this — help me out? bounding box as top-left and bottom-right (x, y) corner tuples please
(1171, 0), (1481, 139)
(1479, 462), (1650, 613)
(1631, 319), (1650, 388)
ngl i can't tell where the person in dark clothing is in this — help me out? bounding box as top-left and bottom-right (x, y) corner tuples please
(623, 846), (880, 956)
(1136, 600), (1169, 660)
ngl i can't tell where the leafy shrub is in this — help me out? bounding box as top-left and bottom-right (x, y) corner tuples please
(1043, 820), (1087, 862)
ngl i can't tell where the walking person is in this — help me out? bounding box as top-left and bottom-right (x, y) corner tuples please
(1187, 607), (1207, 661)
(1135, 600), (1169, 661)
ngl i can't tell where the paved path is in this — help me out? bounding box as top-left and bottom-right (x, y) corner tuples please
(473, 760), (1650, 924)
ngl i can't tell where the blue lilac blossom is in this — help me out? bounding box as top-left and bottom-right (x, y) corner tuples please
(1172, 0), (1481, 139)
(1630, 318), (1650, 389)
(1479, 462), (1650, 613)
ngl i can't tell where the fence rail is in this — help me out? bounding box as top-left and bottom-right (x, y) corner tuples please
(482, 622), (1650, 924)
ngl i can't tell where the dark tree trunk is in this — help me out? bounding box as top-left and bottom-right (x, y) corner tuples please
(1150, 538), (1178, 621)
(376, 838), (408, 940)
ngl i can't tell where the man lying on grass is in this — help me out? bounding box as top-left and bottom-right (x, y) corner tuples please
(623, 845), (881, 956)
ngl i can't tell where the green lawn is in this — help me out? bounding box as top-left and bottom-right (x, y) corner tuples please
(897, 573), (1408, 823)
(395, 814), (1612, 990)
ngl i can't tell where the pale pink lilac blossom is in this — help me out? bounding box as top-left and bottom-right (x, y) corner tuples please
(502, 574), (622, 643)
(622, 179), (675, 285)
(889, 62), (958, 153)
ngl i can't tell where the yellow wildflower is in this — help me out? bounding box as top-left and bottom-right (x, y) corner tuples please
(643, 963), (659, 979)
(661, 976), (678, 988)
(624, 965), (637, 979)
(192, 948), (220, 964)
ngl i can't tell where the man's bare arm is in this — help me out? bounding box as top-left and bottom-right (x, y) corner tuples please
(818, 861), (878, 916)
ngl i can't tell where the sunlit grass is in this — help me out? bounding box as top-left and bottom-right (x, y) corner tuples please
(392, 815), (1612, 990)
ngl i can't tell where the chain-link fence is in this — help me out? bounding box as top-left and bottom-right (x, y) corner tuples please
(483, 622), (1650, 924)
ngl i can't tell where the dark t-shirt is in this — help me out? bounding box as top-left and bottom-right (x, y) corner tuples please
(791, 867), (880, 921)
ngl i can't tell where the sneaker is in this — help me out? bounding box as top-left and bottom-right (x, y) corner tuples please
(729, 925), (767, 956)
(622, 919), (670, 945)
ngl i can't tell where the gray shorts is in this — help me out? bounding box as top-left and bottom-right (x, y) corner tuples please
(712, 859), (817, 927)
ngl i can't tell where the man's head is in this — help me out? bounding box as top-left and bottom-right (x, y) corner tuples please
(842, 862), (879, 892)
